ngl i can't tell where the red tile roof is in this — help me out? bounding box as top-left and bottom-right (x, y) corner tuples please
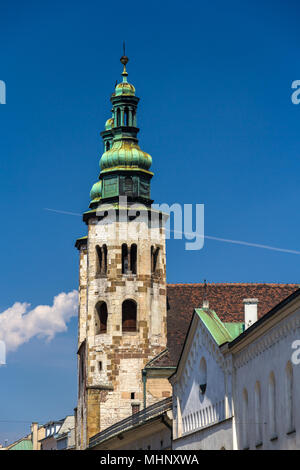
(149, 283), (299, 368)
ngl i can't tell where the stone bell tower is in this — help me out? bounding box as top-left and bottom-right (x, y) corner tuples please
(75, 54), (168, 449)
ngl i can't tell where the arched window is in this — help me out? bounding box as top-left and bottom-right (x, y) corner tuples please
(122, 299), (137, 332)
(122, 244), (129, 274)
(151, 246), (160, 274)
(254, 381), (262, 445)
(96, 245), (107, 276)
(199, 357), (207, 395)
(285, 361), (294, 433)
(96, 245), (102, 276)
(268, 371), (277, 439)
(95, 302), (108, 334)
(124, 107), (129, 126)
(130, 244), (137, 274)
(105, 141), (110, 151)
(116, 108), (121, 127)
(124, 176), (133, 195)
(242, 388), (249, 449)
(103, 244), (107, 274)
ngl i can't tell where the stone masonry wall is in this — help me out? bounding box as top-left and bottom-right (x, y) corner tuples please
(78, 211), (168, 445)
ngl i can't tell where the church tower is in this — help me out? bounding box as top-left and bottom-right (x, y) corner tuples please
(75, 54), (168, 449)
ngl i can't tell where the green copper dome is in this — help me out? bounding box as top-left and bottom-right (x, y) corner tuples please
(100, 141), (152, 171)
(105, 117), (114, 130)
(115, 81), (135, 96)
(90, 180), (102, 200)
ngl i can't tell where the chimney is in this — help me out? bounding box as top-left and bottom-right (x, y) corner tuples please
(202, 279), (209, 309)
(243, 298), (258, 329)
(31, 422), (38, 451)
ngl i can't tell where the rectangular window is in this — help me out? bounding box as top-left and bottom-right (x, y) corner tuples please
(132, 404), (140, 414)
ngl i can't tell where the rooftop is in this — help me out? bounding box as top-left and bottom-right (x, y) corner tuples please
(149, 282), (299, 368)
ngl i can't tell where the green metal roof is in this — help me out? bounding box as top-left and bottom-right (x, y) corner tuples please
(224, 322), (244, 339)
(9, 439), (33, 450)
(195, 308), (244, 346)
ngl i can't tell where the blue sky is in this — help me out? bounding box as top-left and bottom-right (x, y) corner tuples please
(0, 0), (299, 444)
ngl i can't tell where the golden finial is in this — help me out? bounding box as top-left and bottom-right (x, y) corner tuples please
(120, 41), (129, 79)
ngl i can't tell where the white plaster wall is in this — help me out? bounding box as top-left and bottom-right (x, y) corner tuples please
(173, 418), (233, 450)
(172, 319), (232, 449)
(233, 307), (300, 450)
(118, 427), (171, 450)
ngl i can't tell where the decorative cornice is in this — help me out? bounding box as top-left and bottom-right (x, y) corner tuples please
(233, 312), (300, 368)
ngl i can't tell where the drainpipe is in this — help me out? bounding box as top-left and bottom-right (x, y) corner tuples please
(142, 369), (147, 409)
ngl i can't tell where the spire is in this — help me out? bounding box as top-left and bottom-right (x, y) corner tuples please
(120, 41), (129, 82)
(88, 52), (153, 210)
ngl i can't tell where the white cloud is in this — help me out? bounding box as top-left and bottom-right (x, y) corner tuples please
(0, 290), (78, 352)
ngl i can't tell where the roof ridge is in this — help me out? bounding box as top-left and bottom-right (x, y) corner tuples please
(167, 282), (299, 287)
(145, 348), (169, 368)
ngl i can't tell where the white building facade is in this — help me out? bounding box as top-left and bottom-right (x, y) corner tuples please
(171, 289), (300, 450)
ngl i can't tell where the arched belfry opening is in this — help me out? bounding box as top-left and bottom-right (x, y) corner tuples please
(122, 244), (137, 275)
(122, 244), (129, 274)
(124, 107), (129, 126)
(151, 246), (160, 274)
(103, 244), (107, 274)
(96, 245), (108, 276)
(122, 299), (137, 332)
(95, 302), (108, 334)
(130, 244), (137, 274)
(116, 108), (121, 127)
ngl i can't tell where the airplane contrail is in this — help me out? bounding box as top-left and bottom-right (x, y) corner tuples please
(44, 207), (300, 255)
(44, 208), (82, 217)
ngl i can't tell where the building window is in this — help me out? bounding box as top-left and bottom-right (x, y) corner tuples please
(254, 381), (262, 445)
(132, 404), (140, 414)
(124, 176), (133, 195)
(122, 244), (129, 274)
(242, 388), (249, 449)
(103, 245), (107, 274)
(124, 107), (129, 126)
(122, 299), (137, 332)
(199, 357), (207, 395)
(96, 245), (102, 276)
(151, 246), (160, 274)
(285, 361), (294, 433)
(96, 245), (107, 276)
(95, 302), (108, 334)
(116, 108), (121, 127)
(130, 244), (137, 274)
(131, 392), (135, 399)
(98, 361), (103, 372)
(268, 371), (277, 439)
